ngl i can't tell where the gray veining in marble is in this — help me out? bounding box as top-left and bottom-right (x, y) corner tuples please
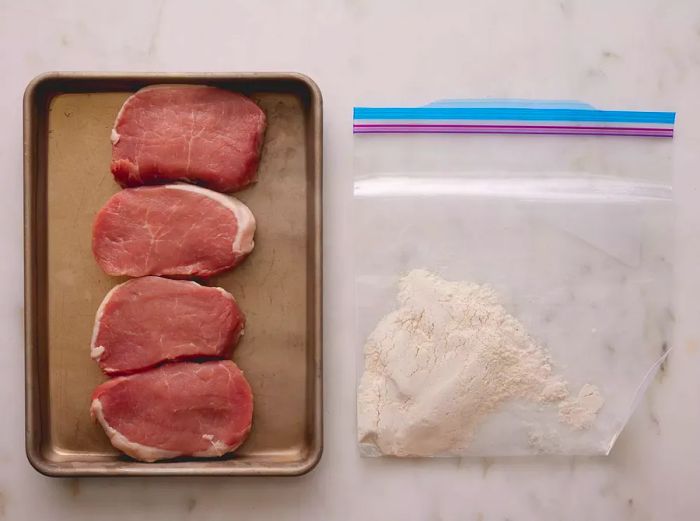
(2, 0), (700, 519)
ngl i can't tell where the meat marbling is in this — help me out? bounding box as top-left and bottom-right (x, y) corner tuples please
(91, 276), (245, 375)
(92, 184), (255, 278)
(111, 85), (266, 193)
(91, 360), (254, 462)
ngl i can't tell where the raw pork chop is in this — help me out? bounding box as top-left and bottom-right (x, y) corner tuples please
(92, 184), (255, 278)
(111, 85), (266, 193)
(91, 360), (254, 462)
(91, 276), (245, 375)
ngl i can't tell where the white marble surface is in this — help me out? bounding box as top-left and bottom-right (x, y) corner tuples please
(2, 0), (700, 519)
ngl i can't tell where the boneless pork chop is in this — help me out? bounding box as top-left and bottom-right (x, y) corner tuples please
(92, 184), (255, 278)
(111, 85), (266, 193)
(91, 276), (245, 375)
(91, 361), (254, 462)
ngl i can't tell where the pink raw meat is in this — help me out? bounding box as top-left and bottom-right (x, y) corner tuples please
(91, 361), (254, 462)
(91, 276), (245, 376)
(111, 85), (266, 193)
(92, 184), (255, 278)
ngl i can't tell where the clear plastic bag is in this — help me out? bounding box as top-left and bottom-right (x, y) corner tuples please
(354, 100), (675, 456)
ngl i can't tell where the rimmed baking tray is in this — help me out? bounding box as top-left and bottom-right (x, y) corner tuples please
(24, 72), (322, 476)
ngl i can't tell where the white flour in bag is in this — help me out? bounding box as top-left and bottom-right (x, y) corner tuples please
(357, 269), (604, 457)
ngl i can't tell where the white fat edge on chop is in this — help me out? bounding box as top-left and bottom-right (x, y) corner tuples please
(164, 184), (256, 255)
(90, 281), (128, 361)
(194, 433), (236, 457)
(91, 398), (181, 462)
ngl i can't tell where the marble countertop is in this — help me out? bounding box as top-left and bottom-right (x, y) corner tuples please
(2, 1), (700, 519)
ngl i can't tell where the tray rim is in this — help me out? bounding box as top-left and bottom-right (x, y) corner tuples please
(23, 71), (323, 477)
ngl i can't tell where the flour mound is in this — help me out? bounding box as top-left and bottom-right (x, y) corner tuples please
(357, 269), (603, 457)
(558, 384), (605, 430)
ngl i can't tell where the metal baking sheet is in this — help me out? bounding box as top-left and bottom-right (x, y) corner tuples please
(24, 72), (322, 476)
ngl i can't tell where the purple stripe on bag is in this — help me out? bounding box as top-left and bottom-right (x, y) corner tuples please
(354, 124), (672, 132)
(353, 124), (673, 137)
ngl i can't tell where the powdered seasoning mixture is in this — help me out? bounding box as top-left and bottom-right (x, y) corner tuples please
(357, 269), (604, 457)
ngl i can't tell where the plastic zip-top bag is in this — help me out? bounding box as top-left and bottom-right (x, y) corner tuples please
(354, 100), (675, 457)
